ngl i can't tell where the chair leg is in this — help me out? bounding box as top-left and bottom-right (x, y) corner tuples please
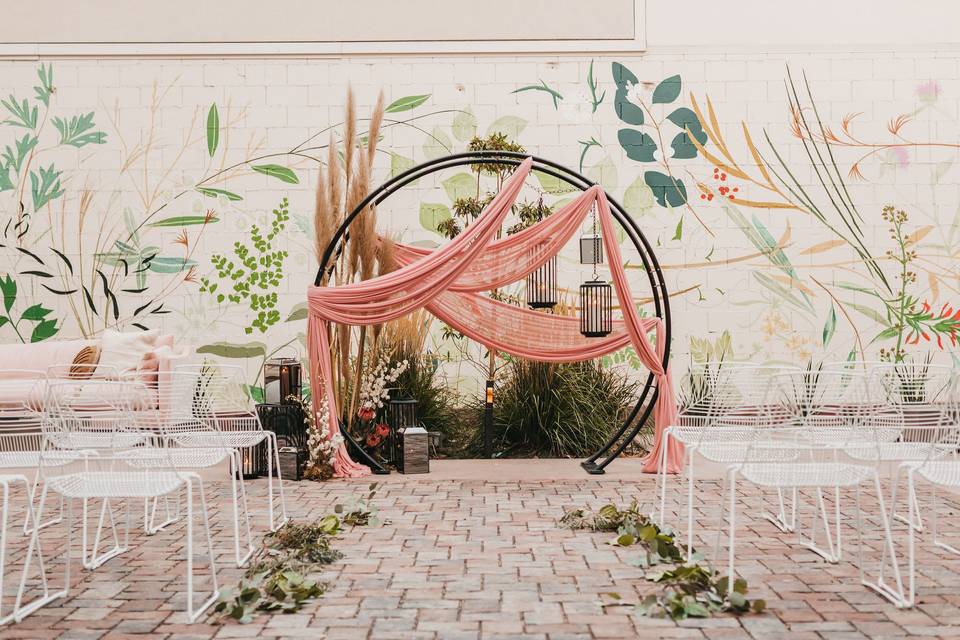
(655, 430), (672, 525)
(893, 468), (924, 533)
(930, 484), (960, 556)
(13, 480), (63, 623)
(229, 450), (255, 567)
(265, 432), (288, 532)
(84, 498), (126, 570)
(726, 468), (737, 584)
(686, 453), (696, 559)
(184, 478), (218, 622)
(863, 472), (908, 607)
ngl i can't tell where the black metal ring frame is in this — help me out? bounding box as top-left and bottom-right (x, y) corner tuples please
(315, 151), (671, 474)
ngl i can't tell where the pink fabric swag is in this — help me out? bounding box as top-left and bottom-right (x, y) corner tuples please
(307, 158), (682, 477)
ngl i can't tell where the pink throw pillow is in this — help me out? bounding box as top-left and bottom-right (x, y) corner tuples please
(137, 350), (160, 387)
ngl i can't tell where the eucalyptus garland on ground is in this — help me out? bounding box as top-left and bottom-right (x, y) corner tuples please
(560, 501), (765, 620)
(213, 485), (380, 624)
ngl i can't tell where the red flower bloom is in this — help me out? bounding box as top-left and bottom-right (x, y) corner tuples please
(357, 407), (376, 422)
(375, 423), (391, 437)
(366, 433), (382, 448)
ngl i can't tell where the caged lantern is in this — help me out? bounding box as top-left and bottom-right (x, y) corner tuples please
(579, 280), (613, 337)
(525, 255), (558, 309)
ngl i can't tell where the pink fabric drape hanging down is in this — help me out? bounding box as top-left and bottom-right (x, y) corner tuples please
(307, 158), (683, 477)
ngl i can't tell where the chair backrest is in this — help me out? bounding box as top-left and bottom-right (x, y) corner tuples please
(174, 363), (255, 415)
(43, 378), (141, 452)
(873, 362), (955, 436)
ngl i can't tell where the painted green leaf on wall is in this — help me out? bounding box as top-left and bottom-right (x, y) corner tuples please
(652, 75), (681, 104)
(147, 257), (198, 273)
(2, 96), (37, 129)
(618, 129), (658, 162)
(643, 171), (687, 208)
(673, 217), (684, 241)
(285, 303), (308, 322)
(33, 64), (53, 107)
(0, 165), (13, 192)
(0, 275), (16, 312)
(196, 341), (268, 358)
(252, 164), (299, 184)
(423, 127), (452, 160)
(30, 164), (64, 210)
(389, 152), (416, 180)
(2, 134), (38, 172)
(823, 304), (837, 347)
(533, 170), (576, 195)
(486, 116), (527, 139)
(441, 173), (476, 201)
(666, 107), (708, 159)
(419, 202), (452, 235)
(197, 187), (242, 201)
(149, 215), (219, 227)
(30, 319), (57, 342)
(623, 176), (655, 217)
(585, 156), (618, 190)
(52, 113), (106, 147)
(206, 103), (220, 157)
(611, 62), (644, 125)
(21, 304), (51, 321)
(452, 107), (478, 142)
(385, 94), (431, 113)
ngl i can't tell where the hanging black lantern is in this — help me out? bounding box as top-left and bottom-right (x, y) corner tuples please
(579, 235), (603, 265)
(526, 256), (558, 309)
(579, 280), (613, 337)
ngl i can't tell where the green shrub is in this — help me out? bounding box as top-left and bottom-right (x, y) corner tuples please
(488, 358), (640, 458)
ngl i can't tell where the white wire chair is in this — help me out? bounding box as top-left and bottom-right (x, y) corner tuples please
(28, 377), (219, 622)
(0, 376), (61, 625)
(883, 372), (960, 607)
(866, 362), (955, 531)
(722, 370), (906, 607)
(170, 363), (287, 532)
(127, 369), (255, 566)
(656, 362), (796, 556)
(0, 371), (71, 535)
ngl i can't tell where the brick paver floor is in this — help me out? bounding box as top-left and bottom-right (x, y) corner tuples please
(4, 466), (960, 639)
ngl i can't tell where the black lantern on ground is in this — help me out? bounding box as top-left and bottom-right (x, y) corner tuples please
(264, 357), (301, 404)
(579, 280), (613, 337)
(525, 256), (557, 309)
(387, 396), (418, 465)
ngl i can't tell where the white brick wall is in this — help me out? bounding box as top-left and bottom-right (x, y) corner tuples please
(0, 51), (957, 387)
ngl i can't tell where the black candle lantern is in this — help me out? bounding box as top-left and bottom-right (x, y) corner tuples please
(525, 256), (558, 309)
(579, 235), (603, 265)
(387, 396), (418, 467)
(579, 280), (613, 337)
(264, 357), (301, 404)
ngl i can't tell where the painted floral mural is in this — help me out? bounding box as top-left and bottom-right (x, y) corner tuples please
(1, 55), (957, 399)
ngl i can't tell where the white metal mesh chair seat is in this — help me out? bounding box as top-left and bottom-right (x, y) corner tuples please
(170, 430), (267, 449)
(912, 460), (960, 488)
(846, 442), (954, 462)
(48, 432), (146, 451)
(738, 461), (875, 488)
(44, 471), (185, 499)
(121, 447), (228, 469)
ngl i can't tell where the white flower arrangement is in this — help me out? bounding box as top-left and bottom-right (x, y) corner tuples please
(357, 355), (409, 416)
(303, 395), (343, 480)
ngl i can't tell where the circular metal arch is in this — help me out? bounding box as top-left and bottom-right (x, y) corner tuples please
(315, 151), (671, 474)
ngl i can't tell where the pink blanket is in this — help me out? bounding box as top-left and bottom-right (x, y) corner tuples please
(307, 158), (682, 477)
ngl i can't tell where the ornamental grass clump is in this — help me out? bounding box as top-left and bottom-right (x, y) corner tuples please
(490, 359), (639, 458)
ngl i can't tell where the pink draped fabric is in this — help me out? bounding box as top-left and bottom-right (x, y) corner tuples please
(307, 158), (683, 477)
